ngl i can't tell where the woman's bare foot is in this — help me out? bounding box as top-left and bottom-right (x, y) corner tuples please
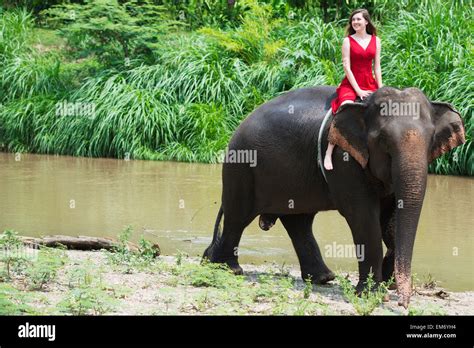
(324, 155), (333, 170)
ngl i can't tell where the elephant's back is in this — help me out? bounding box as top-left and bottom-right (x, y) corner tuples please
(229, 86), (336, 150)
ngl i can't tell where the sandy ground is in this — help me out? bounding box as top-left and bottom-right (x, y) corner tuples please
(10, 249), (474, 316)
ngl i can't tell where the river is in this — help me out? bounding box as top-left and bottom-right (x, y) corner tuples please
(0, 152), (472, 290)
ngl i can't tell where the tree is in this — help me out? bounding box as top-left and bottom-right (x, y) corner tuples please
(42, 0), (180, 65)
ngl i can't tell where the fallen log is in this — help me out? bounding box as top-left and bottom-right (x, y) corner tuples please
(21, 235), (160, 257)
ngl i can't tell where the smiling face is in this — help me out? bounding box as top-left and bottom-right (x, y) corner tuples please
(351, 12), (368, 33)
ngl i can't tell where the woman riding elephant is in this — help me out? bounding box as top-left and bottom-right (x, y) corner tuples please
(203, 10), (466, 309)
(325, 8), (383, 170)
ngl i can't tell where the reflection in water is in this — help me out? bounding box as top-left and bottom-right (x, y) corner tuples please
(0, 153), (472, 290)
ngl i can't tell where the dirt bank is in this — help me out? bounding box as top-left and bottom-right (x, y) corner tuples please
(2, 248), (473, 316)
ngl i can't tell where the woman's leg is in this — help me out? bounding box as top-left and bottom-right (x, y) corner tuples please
(324, 100), (354, 171)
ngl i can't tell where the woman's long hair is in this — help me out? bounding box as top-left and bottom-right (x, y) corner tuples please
(345, 9), (377, 36)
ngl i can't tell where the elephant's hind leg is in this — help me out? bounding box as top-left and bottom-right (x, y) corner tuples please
(280, 213), (335, 284)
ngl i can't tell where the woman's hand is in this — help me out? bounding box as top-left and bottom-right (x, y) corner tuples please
(356, 89), (373, 100)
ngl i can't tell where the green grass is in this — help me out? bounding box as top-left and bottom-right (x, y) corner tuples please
(0, 1), (472, 175)
(0, 283), (38, 315)
(337, 273), (393, 316)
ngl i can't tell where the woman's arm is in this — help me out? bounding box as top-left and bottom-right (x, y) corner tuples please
(374, 36), (383, 88)
(342, 37), (369, 98)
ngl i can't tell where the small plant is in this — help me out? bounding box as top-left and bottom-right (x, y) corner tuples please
(175, 250), (188, 266)
(59, 261), (117, 315)
(277, 261), (290, 277)
(107, 226), (159, 271)
(138, 236), (160, 260)
(422, 273), (438, 289)
(25, 248), (68, 290)
(337, 273), (393, 316)
(58, 286), (116, 315)
(0, 229), (29, 279)
(303, 275), (313, 299)
(180, 260), (244, 289)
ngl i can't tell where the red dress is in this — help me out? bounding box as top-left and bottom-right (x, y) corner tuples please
(331, 34), (379, 114)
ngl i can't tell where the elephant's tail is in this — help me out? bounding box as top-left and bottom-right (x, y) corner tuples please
(202, 206), (223, 262)
(211, 205), (224, 245)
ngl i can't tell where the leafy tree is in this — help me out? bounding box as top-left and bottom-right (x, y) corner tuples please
(41, 0), (181, 66)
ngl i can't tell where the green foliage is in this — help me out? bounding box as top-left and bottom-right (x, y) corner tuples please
(199, 0), (285, 65)
(0, 230), (67, 289)
(337, 273), (393, 316)
(41, 0), (178, 66)
(25, 248), (67, 290)
(408, 304), (447, 316)
(106, 226), (159, 272)
(303, 275), (312, 299)
(0, 229), (29, 279)
(0, 8), (33, 60)
(58, 260), (117, 315)
(138, 236), (160, 261)
(0, 0), (472, 175)
(179, 260), (245, 289)
(175, 250), (188, 266)
(0, 283), (37, 315)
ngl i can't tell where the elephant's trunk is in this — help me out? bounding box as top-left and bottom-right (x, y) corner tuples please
(391, 129), (428, 308)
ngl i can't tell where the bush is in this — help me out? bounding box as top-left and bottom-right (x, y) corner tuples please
(41, 0), (180, 66)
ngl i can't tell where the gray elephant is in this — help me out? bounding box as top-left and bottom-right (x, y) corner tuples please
(203, 86), (466, 307)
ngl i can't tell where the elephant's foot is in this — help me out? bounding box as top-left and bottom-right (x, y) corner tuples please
(211, 256), (243, 275)
(355, 278), (389, 299)
(304, 269), (336, 284)
(259, 214), (278, 231)
(225, 259), (243, 275)
(202, 244), (243, 275)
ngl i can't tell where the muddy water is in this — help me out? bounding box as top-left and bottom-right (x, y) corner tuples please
(0, 153), (472, 290)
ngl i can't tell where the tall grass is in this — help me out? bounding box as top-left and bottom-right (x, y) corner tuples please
(0, 1), (472, 175)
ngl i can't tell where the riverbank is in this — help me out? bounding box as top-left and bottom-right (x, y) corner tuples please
(1, 2), (472, 175)
(2, 247), (473, 316)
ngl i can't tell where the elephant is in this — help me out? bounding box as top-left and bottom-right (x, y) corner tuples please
(203, 86), (466, 308)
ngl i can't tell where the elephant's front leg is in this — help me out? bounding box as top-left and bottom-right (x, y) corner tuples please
(343, 203), (384, 291)
(280, 213), (335, 284)
(380, 194), (396, 286)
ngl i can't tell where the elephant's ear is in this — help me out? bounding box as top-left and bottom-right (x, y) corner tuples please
(429, 102), (466, 162)
(328, 102), (369, 168)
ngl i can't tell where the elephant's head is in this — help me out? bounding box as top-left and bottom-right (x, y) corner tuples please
(328, 87), (466, 308)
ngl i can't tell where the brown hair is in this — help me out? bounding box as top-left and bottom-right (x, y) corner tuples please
(345, 9), (377, 36)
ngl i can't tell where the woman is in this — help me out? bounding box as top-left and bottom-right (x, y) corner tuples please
(324, 8), (383, 170)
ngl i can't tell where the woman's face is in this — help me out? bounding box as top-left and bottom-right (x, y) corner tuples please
(351, 13), (368, 33)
